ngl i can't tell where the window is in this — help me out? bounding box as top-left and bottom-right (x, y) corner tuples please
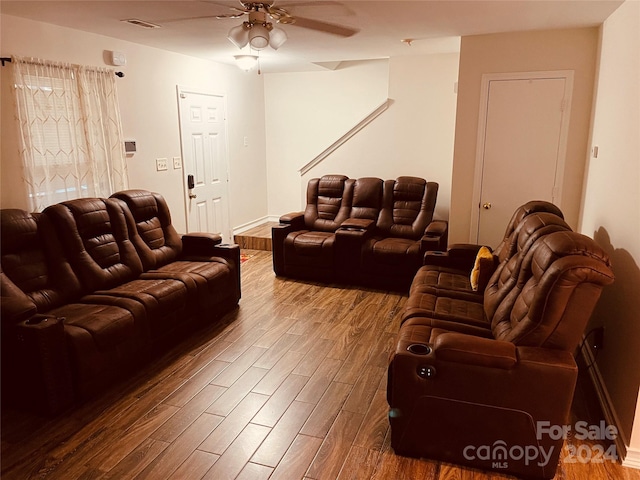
(11, 56), (128, 211)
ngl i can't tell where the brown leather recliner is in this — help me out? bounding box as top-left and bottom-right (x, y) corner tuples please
(1, 203), (152, 411)
(272, 174), (448, 289)
(272, 174), (354, 281)
(334, 177), (385, 283)
(387, 230), (615, 479)
(401, 211), (573, 331)
(410, 200), (565, 297)
(358, 177), (443, 289)
(1, 191), (240, 414)
(111, 189), (241, 310)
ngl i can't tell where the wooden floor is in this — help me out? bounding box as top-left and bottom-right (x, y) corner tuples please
(2, 250), (639, 480)
(234, 223), (277, 251)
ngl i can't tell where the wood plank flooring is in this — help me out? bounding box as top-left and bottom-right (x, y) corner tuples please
(234, 223), (277, 251)
(2, 250), (639, 480)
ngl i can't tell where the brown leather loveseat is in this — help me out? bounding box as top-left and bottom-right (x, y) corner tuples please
(1, 190), (241, 414)
(387, 202), (614, 479)
(272, 174), (448, 289)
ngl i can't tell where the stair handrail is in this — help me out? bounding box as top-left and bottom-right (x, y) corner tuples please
(298, 98), (391, 176)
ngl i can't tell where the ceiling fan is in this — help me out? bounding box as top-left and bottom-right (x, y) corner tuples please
(209, 1), (359, 51)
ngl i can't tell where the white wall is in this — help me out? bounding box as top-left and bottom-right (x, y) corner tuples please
(263, 59), (389, 217)
(0, 14), (268, 234)
(451, 28), (600, 243)
(263, 54), (459, 220)
(580, 0), (640, 466)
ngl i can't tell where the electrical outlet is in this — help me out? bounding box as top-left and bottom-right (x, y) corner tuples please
(173, 157), (182, 169)
(156, 158), (168, 171)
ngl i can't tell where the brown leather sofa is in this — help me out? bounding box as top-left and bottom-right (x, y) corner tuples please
(272, 175), (448, 289)
(387, 205), (614, 479)
(1, 190), (241, 414)
(410, 200), (565, 297)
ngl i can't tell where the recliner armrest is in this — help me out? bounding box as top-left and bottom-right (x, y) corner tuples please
(279, 211), (305, 230)
(424, 220), (448, 237)
(387, 324), (577, 479)
(3, 316), (74, 414)
(181, 232), (223, 257)
(339, 217), (375, 231)
(336, 218), (376, 241)
(421, 220), (448, 252)
(212, 243), (241, 300)
(434, 332), (517, 369)
(181, 236), (241, 298)
(424, 243), (485, 269)
(1, 272), (39, 326)
(271, 222), (300, 276)
(1, 296), (38, 326)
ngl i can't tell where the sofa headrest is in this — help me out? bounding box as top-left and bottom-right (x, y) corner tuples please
(377, 177), (438, 239)
(317, 175), (349, 199)
(0, 208), (81, 311)
(0, 209), (40, 254)
(503, 212), (572, 262)
(111, 190), (182, 270)
(44, 198), (143, 292)
(494, 200), (564, 261)
(528, 230), (612, 278)
(483, 212), (572, 321)
(492, 231), (614, 351)
(520, 200), (564, 220)
(393, 176), (427, 203)
(352, 177), (383, 220)
(304, 175), (352, 232)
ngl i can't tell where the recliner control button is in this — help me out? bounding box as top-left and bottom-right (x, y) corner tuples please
(416, 365), (436, 379)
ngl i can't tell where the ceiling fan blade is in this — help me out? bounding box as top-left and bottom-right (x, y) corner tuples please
(157, 14), (229, 23)
(266, 6), (288, 17)
(215, 12), (248, 19)
(289, 16), (358, 37)
(276, 1), (346, 7)
(198, 1), (250, 15)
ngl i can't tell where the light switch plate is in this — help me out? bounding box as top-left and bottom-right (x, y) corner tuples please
(156, 158), (168, 171)
(173, 157), (182, 169)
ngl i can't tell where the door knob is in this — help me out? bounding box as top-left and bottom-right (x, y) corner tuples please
(482, 202), (492, 210)
(189, 193), (197, 199)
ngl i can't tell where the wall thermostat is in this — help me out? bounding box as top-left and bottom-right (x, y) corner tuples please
(110, 51), (127, 66)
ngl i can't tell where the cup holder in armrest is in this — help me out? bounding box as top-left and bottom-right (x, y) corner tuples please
(407, 343), (432, 355)
(25, 315), (49, 326)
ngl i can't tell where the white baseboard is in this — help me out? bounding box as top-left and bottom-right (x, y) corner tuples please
(580, 344), (633, 466)
(623, 447), (640, 469)
(233, 215), (280, 235)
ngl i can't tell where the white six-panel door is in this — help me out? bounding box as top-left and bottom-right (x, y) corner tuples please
(178, 88), (231, 242)
(471, 71), (574, 248)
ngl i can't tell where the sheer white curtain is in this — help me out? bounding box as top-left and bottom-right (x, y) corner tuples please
(11, 56), (128, 212)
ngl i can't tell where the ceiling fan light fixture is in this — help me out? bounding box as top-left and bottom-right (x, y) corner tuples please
(269, 27), (287, 50)
(227, 23), (249, 48)
(249, 23), (270, 50)
(234, 54), (259, 71)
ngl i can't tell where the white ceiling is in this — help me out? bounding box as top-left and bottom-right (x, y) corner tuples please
(1, 0), (623, 72)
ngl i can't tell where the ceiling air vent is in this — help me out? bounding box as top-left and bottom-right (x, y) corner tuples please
(121, 19), (162, 29)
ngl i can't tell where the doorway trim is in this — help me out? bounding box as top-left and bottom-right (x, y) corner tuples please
(469, 70), (574, 243)
(176, 85), (232, 240)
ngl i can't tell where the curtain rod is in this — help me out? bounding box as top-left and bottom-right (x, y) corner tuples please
(0, 57), (124, 77)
